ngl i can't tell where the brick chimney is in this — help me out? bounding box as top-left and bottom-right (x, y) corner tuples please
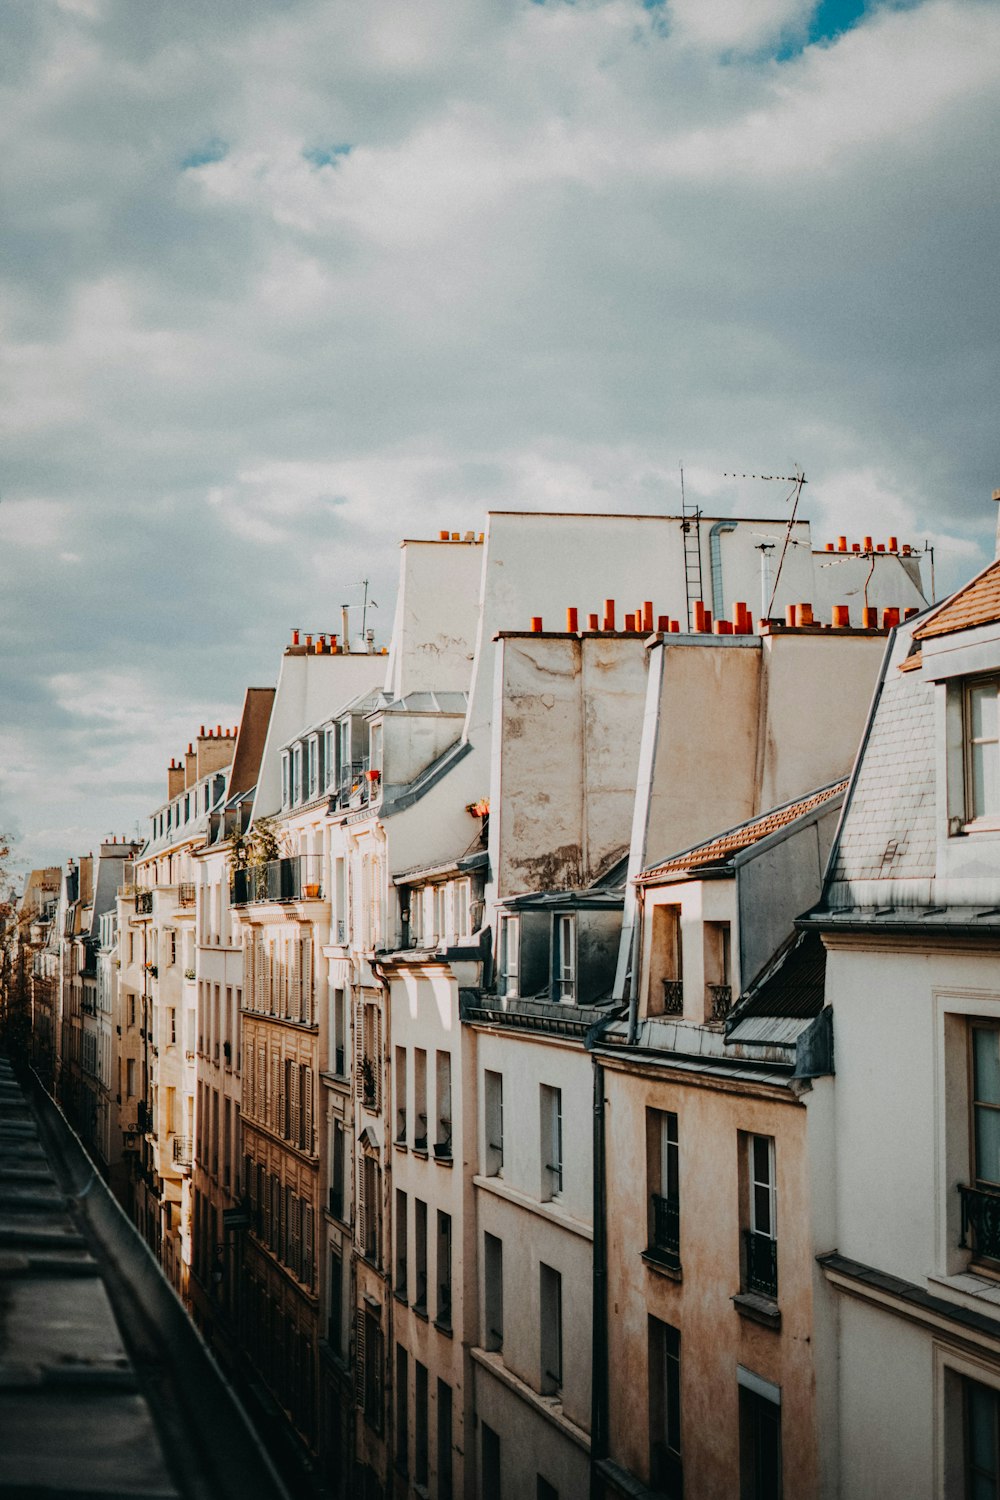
(196, 725), (237, 783)
(167, 758), (185, 799)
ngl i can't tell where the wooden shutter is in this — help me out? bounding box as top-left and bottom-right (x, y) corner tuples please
(356, 1145), (365, 1250)
(354, 999), (364, 1099)
(354, 1309), (366, 1409)
(292, 938), (302, 1023)
(289, 1061), (299, 1146)
(372, 1322), (384, 1433)
(256, 1043), (266, 1121)
(303, 1204), (314, 1287)
(374, 1006), (382, 1111)
(270, 1049), (280, 1132)
(302, 937), (313, 1025)
(304, 1066), (314, 1155)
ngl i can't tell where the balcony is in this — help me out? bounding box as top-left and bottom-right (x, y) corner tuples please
(648, 1192), (681, 1270)
(135, 891), (153, 916)
(177, 883), (196, 907)
(172, 1135), (192, 1166)
(328, 760), (377, 812)
(743, 1229), (778, 1300)
(959, 1183), (1000, 1262)
(708, 983), (732, 1022)
(661, 979), (683, 1016)
(230, 854), (324, 907)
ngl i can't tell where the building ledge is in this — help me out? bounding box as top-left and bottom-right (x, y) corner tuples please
(819, 1251), (1000, 1353)
(641, 1250), (682, 1282)
(471, 1346), (590, 1454)
(732, 1291), (781, 1329)
(472, 1174), (593, 1242)
(594, 1457), (663, 1500)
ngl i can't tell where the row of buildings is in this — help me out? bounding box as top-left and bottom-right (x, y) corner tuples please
(10, 500), (1000, 1499)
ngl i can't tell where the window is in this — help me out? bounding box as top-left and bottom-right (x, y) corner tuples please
(169, 931), (177, 966)
(961, 1023), (1000, 1264)
(395, 1345), (408, 1476)
(126, 1058), (136, 1098)
(541, 1084), (563, 1200)
(360, 1154), (381, 1265)
(553, 914), (576, 1002)
(539, 1263), (562, 1395)
(964, 1376), (1000, 1499)
(395, 1188), (407, 1297)
(432, 884), (446, 942)
(454, 880), (470, 938)
(437, 1211), (453, 1330)
(291, 745), (302, 805)
(334, 858), (347, 944)
(281, 753), (291, 809)
(414, 1048), (428, 1150)
(484, 1232), (503, 1352)
(308, 735), (320, 798)
(415, 1361), (429, 1487)
(649, 1317), (682, 1497)
(168, 1008), (177, 1046)
(395, 1045), (407, 1144)
(744, 1135), (778, 1300)
(438, 1379), (453, 1500)
(649, 904), (683, 1016)
(498, 914), (520, 998)
(358, 1307), (384, 1433)
(333, 987), (346, 1075)
(966, 677), (1000, 822)
(485, 1070), (504, 1176)
(646, 1110), (680, 1270)
(739, 1369), (781, 1500)
(328, 1247), (344, 1357)
(482, 1424), (501, 1500)
(330, 1119), (346, 1219)
(414, 1198), (428, 1314)
(435, 1051), (452, 1159)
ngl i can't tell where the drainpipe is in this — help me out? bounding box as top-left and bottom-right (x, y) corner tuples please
(586, 1008), (624, 1499)
(709, 520), (738, 622)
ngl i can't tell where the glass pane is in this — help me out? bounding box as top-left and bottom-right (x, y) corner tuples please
(752, 1136), (770, 1185)
(971, 743), (1000, 820)
(970, 685), (999, 743)
(753, 1183), (772, 1236)
(974, 1029), (1000, 1105)
(968, 1383), (997, 1472)
(975, 1105), (1000, 1187)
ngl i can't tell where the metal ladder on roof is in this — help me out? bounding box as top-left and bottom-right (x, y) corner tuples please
(680, 465), (703, 630)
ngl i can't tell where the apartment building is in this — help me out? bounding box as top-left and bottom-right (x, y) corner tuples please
(189, 687), (274, 1361)
(593, 783), (846, 1500)
(122, 725), (236, 1290)
(801, 559), (1000, 1497)
(16, 867), (60, 1088)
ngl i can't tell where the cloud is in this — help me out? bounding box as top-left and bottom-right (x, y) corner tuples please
(1, 0), (998, 874)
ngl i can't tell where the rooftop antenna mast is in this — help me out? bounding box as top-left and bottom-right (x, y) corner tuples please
(679, 464), (704, 631)
(723, 466), (807, 620)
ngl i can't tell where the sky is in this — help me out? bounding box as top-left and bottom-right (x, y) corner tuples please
(2, 0), (999, 877)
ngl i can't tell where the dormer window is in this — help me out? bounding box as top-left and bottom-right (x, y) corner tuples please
(291, 745), (302, 804)
(308, 735), (322, 799)
(324, 727), (337, 792)
(966, 677), (1000, 823)
(553, 914), (577, 1003)
(498, 915), (520, 998)
(281, 752), (290, 809)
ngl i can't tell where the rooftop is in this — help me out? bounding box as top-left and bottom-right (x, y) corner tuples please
(638, 779), (849, 883)
(913, 556), (1000, 640)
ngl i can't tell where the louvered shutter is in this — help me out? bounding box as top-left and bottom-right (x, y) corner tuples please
(356, 1145), (365, 1250)
(290, 1062), (300, 1146)
(354, 999), (364, 1099)
(302, 938), (313, 1025)
(248, 1154), (257, 1227)
(243, 1047), (252, 1116)
(354, 1309), (366, 1410)
(303, 1204), (314, 1287)
(304, 1066), (314, 1155)
(292, 938), (301, 1023)
(284, 936), (292, 1018)
(374, 1007), (382, 1111)
(257, 1043), (266, 1121)
(372, 1323), (384, 1433)
(243, 936), (252, 1011)
(268, 1050), (278, 1132)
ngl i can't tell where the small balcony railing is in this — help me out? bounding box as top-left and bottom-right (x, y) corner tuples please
(661, 979), (683, 1016)
(135, 891), (153, 916)
(743, 1229), (778, 1300)
(708, 983), (733, 1022)
(172, 1135), (193, 1167)
(230, 855), (324, 906)
(177, 883), (196, 907)
(959, 1183), (1000, 1262)
(649, 1192), (681, 1268)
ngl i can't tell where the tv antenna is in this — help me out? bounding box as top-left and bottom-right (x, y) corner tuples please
(723, 466), (807, 619)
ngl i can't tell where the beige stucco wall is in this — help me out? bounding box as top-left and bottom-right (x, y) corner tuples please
(601, 1059), (819, 1499)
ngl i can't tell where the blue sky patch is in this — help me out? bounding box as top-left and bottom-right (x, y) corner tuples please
(180, 138), (228, 170)
(303, 143), (353, 168)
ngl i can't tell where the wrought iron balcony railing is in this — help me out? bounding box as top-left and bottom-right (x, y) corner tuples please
(230, 855), (324, 906)
(648, 1192), (681, 1269)
(959, 1183), (1000, 1262)
(743, 1228), (778, 1300)
(661, 979), (683, 1015)
(172, 1135), (193, 1167)
(135, 891), (153, 916)
(708, 983), (733, 1021)
(177, 882), (196, 907)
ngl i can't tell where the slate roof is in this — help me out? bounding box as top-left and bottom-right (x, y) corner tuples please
(826, 621), (937, 886)
(914, 556), (1000, 640)
(730, 930), (826, 1023)
(638, 780), (848, 883)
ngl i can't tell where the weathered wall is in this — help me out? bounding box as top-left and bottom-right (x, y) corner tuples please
(383, 538), (482, 700)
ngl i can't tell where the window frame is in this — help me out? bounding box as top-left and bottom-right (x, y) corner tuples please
(964, 675), (1000, 827)
(552, 913), (577, 1003)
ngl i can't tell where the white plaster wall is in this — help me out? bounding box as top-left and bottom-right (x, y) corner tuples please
(811, 548), (927, 624)
(473, 1359), (591, 1500)
(383, 539), (482, 699)
(837, 1296), (934, 1500)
